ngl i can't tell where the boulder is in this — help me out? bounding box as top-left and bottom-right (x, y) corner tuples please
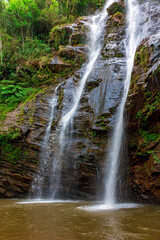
(59, 46), (87, 62)
(49, 57), (71, 73)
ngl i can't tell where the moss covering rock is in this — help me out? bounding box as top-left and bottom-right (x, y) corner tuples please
(50, 25), (73, 50)
(107, 0), (125, 16)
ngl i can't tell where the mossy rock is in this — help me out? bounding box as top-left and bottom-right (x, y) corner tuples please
(49, 57), (71, 73)
(50, 25), (73, 50)
(70, 32), (86, 46)
(135, 45), (151, 70)
(59, 46), (86, 60)
(112, 12), (125, 25)
(107, 1), (125, 16)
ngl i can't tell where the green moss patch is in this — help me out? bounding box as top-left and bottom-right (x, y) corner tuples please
(50, 25), (72, 50)
(107, 2), (125, 16)
(0, 80), (39, 121)
(0, 130), (22, 164)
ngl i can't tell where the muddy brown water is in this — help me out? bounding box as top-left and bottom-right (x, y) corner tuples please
(0, 200), (160, 240)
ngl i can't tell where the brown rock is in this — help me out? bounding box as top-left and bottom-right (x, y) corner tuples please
(49, 57), (71, 73)
(0, 187), (5, 194)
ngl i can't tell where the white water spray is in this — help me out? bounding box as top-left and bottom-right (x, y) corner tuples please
(104, 0), (147, 207)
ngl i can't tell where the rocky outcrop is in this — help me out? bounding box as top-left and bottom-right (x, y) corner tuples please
(69, 17), (89, 46)
(50, 24), (73, 50)
(50, 17), (88, 50)
(49, 57), (71, 73)
(59, 46), (87, 62)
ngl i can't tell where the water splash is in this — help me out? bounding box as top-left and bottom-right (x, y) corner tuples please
(78, 203), (140, 211)
(104, 0), (148, 207)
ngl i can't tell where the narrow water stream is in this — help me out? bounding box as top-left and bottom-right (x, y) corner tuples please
(104, 0), (148, 206)
(31, 84), (61, 198)
(0, 200), (160, 240)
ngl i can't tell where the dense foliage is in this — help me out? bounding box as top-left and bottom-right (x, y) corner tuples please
(0, 0), (105, 119)
(0, 0), (105, 78)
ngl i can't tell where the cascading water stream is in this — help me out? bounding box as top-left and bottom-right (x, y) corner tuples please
(104, 0), (147, 207)
(59, 0), (115, 153)
(69, 24), (75, 45)
(31, 84), (60, 198)
(49, 0), (115, 199)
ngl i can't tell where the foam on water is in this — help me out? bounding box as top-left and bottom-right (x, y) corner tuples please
(17, 199), (78, 204)
(78, 203), (140, 211)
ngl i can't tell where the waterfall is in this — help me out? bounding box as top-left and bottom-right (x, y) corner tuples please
(60, 0), (115, 141)
(104, 0), (147, 206)
(31, 84), (60, 198)
(48, 0), (116, 199)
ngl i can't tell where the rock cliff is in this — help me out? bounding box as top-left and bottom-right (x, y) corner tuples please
(126, 1), (160, 203)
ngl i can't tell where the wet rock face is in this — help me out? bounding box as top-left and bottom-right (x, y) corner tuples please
(0, 89), (59, 198)
(126, 1), (160, 203)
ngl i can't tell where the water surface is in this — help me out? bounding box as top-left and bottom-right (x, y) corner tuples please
(0, 200), (160, 240)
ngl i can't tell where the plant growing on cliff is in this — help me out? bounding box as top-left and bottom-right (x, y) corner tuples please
(107, 2), (125, 16)
(0, 81), (33, 103)
(136, 91), (160, 129)
(139, 130), (160, 144)
(0, 81), (38, 120)
(50, 25), (70, 50)
(0, 129), (23, 164)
